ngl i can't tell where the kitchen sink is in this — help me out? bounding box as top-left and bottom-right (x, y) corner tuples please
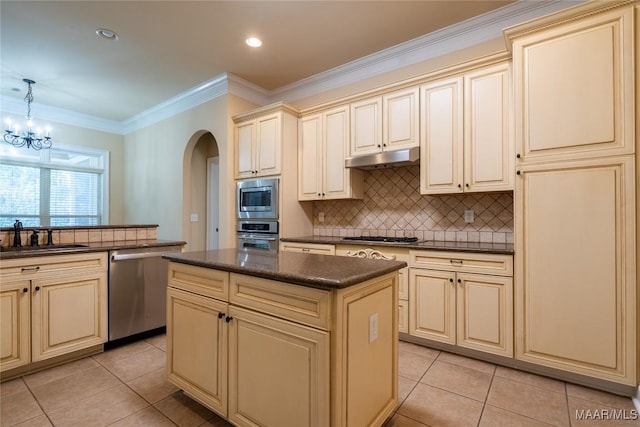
(0, 244), (89, 253)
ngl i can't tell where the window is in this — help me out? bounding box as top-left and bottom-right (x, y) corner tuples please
(0, 144), (109, 227)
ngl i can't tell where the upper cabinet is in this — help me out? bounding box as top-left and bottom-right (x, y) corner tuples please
(506, 4), (634, 163)
(233, 104), (298, 179)
(299, 106), (363, 201)
(420, 62), (513, 194)
(350, 87), (419, 156)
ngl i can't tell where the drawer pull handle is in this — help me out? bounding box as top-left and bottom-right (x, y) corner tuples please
(449, 259), (463, 265)
(21, 266), (40, 272)
(218, 312), (225, 319)
(225, 316), (233, 323)
(302, 248), (310, 252)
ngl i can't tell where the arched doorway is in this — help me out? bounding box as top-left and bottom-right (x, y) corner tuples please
(183, 131), (219, 251)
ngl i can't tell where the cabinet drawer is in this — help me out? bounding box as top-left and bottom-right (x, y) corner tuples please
(0, 252), (108, 279)
(280, 242), (336, 255)
(230, 273), (331, 330)
(168, 262), (229, 301)
(409, 250), (513, 276)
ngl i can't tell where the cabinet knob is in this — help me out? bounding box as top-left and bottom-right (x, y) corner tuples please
(225, 316), (233, 323)
(23, 287), (29, 293)
(322, 193), (325, 196)
(457, 184), (462, 189)
(465, 183), (469, 188)
(449, 278), (453, 283)
(218, 312), (225, 319)
(516, 170), (521, 175)
(457, 278), (461, 283)
(516, 154), (521, 159)
(383, 143), (386, 147)
(35, 286), (40, 291)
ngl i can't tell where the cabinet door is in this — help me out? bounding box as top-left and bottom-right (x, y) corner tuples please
(420, 77), (464, 194)
(256, 113), (281, 177)
(383, 87), (419, 151)
(323, 106), (352, 199)
(166, 287), (228, 416)
(409, 269), (456, 344)
(31, 271), (107, 362)
(228, 305), (329, 427)
(299, 114), (322, 201)
(515, 156), (635, 385)
(0, 280), (30, 372)
(235, 121), (255, 179)
(512, 7), (633, 163)
(464, 63), (513, 192)
(350, 97), (382, 156)
(456, 273), (513, 357)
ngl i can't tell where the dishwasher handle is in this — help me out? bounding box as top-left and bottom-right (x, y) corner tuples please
(111, 251), (175, 262)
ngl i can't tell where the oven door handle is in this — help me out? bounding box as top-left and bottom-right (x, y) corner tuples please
(237, 236), (278, 241)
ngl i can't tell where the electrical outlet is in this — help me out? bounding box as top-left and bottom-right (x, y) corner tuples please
(190, 213), (198, 222)
(369, 313), (378, 343)
(464, 210), (474, 224)
(318, 212), (325, 223)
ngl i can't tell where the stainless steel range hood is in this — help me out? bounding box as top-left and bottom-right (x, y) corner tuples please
(345, 146), (420, 170)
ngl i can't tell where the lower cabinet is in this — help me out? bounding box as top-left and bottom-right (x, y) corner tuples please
(0, 252), (108, 373)
(409, 250), (513, 357)
(166, 261), (397, 427)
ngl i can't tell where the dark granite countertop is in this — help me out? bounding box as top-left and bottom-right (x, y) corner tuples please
(0, 239), (186, 260)
(164, 248), (407, 290)
(280, 236), (514, 255)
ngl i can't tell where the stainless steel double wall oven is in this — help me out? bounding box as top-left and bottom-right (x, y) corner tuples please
(236, 178), (279, 252)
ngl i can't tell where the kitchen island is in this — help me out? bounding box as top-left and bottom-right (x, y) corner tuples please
(163, 248), (406, 427)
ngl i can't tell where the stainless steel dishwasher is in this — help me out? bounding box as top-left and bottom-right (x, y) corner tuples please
(108, 245), (183, 342)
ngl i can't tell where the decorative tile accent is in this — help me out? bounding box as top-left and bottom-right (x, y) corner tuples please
(313, 166), (513, 242)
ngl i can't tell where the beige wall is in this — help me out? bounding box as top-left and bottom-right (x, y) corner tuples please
(0, 112), (125, 225)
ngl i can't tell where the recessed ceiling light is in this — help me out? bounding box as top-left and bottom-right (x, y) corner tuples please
(245, 37), (262, 48)
(96, 28), (119, 41)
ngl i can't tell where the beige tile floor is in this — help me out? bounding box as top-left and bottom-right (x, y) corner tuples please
(1, 335), (638, 426)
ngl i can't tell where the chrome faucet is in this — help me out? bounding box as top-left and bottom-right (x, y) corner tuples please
(13, 219), (23, 247)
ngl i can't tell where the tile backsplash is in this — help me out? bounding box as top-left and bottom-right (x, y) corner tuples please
(0, 225), (158, 248)
(313, 166), (513, 244)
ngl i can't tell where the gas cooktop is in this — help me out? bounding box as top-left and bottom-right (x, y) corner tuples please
(341, 236), (419, 244)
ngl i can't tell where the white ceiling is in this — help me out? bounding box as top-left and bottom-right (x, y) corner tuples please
(1, 1), (576, 125)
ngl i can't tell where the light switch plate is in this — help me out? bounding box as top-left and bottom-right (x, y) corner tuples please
(190, 214), (198, 222)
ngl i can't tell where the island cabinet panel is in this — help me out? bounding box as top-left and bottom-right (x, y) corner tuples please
(228, 305), (330, 427)
(0, 279), (30, 371)
(0, 252), (108, 373)
(510, 5), (634, 163)
(515, 156), (635, 384)
(166, 259), (399, 426)
(166, 287), (228, 416)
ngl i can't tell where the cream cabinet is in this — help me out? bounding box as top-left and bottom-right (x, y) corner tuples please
(280, 241), (336, 255)
(234, 104), (298, 179)
(507, 4), (634, 164)
(514, 156), (636, 385)
(409, 250), (513, 357)
(336, 245), (409, 334)
(420, 62), (512, 194)
(298, 106), (363, 201)
(167, 261), (397, 426)
(350, 87), (419, 156)
(0, 252), (108, 373)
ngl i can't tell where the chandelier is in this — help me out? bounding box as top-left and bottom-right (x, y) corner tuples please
(4, 79), (53, 150)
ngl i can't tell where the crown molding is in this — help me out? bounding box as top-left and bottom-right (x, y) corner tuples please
(270, 0), (586, 103)
(0, 96), (124, 134)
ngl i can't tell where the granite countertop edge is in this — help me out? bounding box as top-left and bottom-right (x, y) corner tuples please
(164, 250), (407, 291)
(281, 236), (514, 255)
(0, 239), (186, 259)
